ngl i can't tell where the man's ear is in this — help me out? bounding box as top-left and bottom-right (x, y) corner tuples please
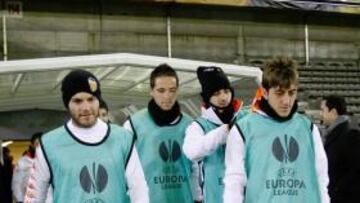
(263, 87), (269, 100)
(330, 108), (338, 117)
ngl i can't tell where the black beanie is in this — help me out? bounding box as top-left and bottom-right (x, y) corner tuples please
(61, 69), (101, 108)
(197, 66), (232, 103)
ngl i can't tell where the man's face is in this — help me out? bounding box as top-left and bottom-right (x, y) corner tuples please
(99, 108), (109, 123)
(209, 89), (232, 108)
(68, 92), (99, 128)
(320, 100), (336, 127)
(31, 138), (40, 149)
(150, 76), (178, 111)
(265, 84), (297, 117)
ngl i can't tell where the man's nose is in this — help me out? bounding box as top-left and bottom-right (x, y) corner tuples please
(282, 95), (291, 106)
(164, 91), (172, 99)
(81, 101), (91, 110)
(220, 92), (228, 100)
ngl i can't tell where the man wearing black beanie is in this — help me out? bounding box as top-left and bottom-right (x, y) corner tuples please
(183, 66), (247, 203)
(25, 69), (149, 203)
(61, 69), (102, 127)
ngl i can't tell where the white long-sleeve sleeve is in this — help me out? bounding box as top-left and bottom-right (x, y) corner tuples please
(191, 161), (203, 202)
(125, 147), (149, 203)
(24, 148), (54, 203)
(312, 125), (330, 203)
(25, 145), (51, 203)
(12, 163), (25, 202)
(12, 156), (33, 202)
(183, 122), (229, 162)
(223, 125), (247, 203)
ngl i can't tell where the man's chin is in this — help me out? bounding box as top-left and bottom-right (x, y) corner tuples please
(75, 119), (96, 128)
(161, 105), (173, 111)
(277, 110), (291, 117)
(80, 122), (96, 128)
(218, 104), (228, 108)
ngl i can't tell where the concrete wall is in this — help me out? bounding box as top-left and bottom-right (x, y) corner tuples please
(1, 1), (360, 130)
(1, 1), (360, 63)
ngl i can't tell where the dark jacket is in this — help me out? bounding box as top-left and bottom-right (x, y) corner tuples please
(325, 119), (360, 203)
(0, 162), (4, 202)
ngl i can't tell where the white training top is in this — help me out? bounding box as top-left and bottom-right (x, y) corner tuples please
(12, 154), (34, 202)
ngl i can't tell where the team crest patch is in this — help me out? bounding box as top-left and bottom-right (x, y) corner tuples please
(88, 77), (98, 92)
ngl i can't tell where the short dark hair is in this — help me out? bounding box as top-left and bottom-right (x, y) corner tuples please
(150, 64), (179, 89)
(31, 132), (43, 144)
(99, 98), (108, 111)
(262, 56), (299, 90)
(323, 95), (347, 115)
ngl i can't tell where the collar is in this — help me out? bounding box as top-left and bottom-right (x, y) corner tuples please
(67, 118), (108, 144)
(325, 115), (350, 135)
(68, 118), (105, 132)
(26, 150), (35, 159)
(259, 97), (298, 122)
(201, 98), (243, 125)
(148, 99), (181, 126)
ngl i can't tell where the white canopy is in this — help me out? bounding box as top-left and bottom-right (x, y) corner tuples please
(0, 53), (262, 118)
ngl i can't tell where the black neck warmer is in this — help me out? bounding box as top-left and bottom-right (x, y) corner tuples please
(210, 102), (235, 124)
(259, 97), (298, 122)
(207, 88), (235, 124)
(29, 147), (36, 158)
(148, 99), (181, 126)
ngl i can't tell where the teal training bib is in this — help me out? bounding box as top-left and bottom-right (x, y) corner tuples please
(196, 110), (247, 203)
(196, 117), (224, 203)
(41, 124), (133, 203)
(235, 113), (321, 203)
(130, 109), (194, 203)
